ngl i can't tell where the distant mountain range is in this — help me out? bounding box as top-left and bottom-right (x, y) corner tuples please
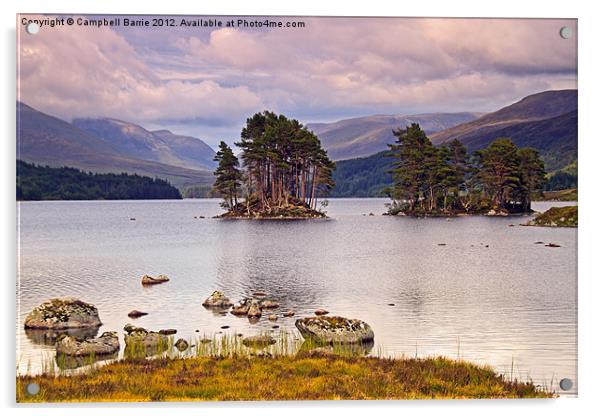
(308, 112), (482, 161)
(332, 89), (577, 197)
(17, 102), (215, 188)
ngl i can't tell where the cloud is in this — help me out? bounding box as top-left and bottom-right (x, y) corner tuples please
(18, 16), (577, 146)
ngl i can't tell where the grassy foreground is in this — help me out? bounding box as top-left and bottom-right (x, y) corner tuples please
(17, 354), (551, 402)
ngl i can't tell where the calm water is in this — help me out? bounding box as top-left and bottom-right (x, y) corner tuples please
(16, 199), (577, 394)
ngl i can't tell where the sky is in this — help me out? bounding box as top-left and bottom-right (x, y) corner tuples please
(17, 15), (577, 150)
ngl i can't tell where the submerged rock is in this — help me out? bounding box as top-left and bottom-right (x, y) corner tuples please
(141, 274), (170, 285)
(242, 335), (277, 348)
(56, 331), (119, 357)
(283, 310), (295, 317)
(175, 338), (189, 351)
(202, 291), (233, 308)
(295, 316), (374, 344)
(24, 298), (102, 330)
(314, 308), (329, 316)
(25, 326), (99, 347)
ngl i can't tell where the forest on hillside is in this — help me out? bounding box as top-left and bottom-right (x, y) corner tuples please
(17, 160), (182, 200)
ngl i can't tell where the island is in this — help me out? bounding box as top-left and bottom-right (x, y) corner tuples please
(211, 111), (334, 219)
(385, 124), (547, 216)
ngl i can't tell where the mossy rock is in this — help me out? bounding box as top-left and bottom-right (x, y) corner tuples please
(295, 316), (374, 344)
(24, 298), (102, 330)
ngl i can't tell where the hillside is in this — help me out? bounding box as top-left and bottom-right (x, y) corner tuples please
(73, 118), (216, 171)
(17, 160), (182, 201)
(308, 112), (481, 161)
(331, 151), (391, 197)
(17, 102), (214, 188)
(430, 90), (577, 171)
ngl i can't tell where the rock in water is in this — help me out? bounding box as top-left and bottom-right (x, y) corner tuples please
(314, 308), (329, 316)
(259, 299), (280, 309)
(56, 331), (119, 356)
(123, 324), (170, 352)
(174, 338), (189, 351)
(141, 274), (170, 285)
(202, 291), (233, 308)
(247, 300), (262, 318)
(128, 310), (148, 318)
(295, 316), (374, 344)
(283, 310), (295, 317)
(242, 335), (276, 348)
(24, 298), (102, 329)
(159, 328), (177, 335)
(268, 314), (278, 321)
(231, 298), (252, 316)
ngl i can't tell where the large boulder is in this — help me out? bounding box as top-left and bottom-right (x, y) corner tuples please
(56, 331), (119, 356)
(231, 298), (252, 316)
(295, 316), (374, 344)
(141, 274), (170, 285)
(202, 291), (233, 308)
(24, 298), (102, 330)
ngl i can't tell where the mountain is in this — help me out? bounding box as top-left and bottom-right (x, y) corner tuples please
(430, 90), (577, 170)
(17, 102), (214, 188)
(332, 90), (578, 196)
(72, 118), (216, 171)
(307, 112), (482, 161)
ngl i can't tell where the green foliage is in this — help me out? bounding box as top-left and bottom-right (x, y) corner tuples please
(531, 206), (577, 227)
(331, 151), (392, 197)
(386, 125), (547, 214)
(16, 160), (182, 200)
(211, 141), (243, 208)
(231, 111), (334, 212)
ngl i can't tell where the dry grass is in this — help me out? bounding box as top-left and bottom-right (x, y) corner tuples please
(17, 354), (552, 402)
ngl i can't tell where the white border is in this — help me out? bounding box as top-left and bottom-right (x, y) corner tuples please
(2, 1), (601, 415)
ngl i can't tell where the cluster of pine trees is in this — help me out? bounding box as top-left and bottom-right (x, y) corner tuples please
(16, 160), (182, 200)
(212, 111), (334, 213)
(387, 124), (546, 214)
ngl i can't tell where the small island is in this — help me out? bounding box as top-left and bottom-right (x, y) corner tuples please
(385, 124), (547, 216)
(527, 206), (578, 227)
(211, 111), (334, 219)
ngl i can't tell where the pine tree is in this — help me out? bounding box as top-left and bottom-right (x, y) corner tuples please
(212, 141), (242, 208)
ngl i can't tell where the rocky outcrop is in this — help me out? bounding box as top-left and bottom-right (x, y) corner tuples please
(231, 298), (252, 316)
(24, 298), (102, 330)
(141, 274), (170, 285)
(202, 291), (233, 308)
(295, 316), (374, 344)
(242, 335), (276, 348)
(56, 331), (119, 356)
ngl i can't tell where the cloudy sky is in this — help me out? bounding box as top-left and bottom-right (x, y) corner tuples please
(18, 16), (577, 149)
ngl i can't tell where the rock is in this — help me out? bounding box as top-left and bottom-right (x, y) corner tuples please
(202, 291), (233, 308)
(231, 298), (252, 316)
(242, 335), (277, 348)
(546, 243), (561, 248)
(295, 316), (374, 344)
(123, 324), (170, 351)
(271, 325), (279, 329)
(437, 243), (446, 246)
(387, 303), (395, 306)
(252, 291), (267, 297)
(141, 274), (170, 285)
(127, 310), (148, 318)
(247, 300), (262, 319)
(535, 241), (545, 244)
(25, 327), (99, 347)
(130, 218), (136, 221)
(159, 328), (177, 335)
(368, 212), (375, 216)
(56, 331), (119, 357)
(174, 338), (189, 351)
(220, 325), (230, 329)
(24, 298), (102, 330)
(283, 310), (295, 317)
(268, 314), (278, 321)
(259, 299), (280, 309)
(314, 308), (329, 316)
